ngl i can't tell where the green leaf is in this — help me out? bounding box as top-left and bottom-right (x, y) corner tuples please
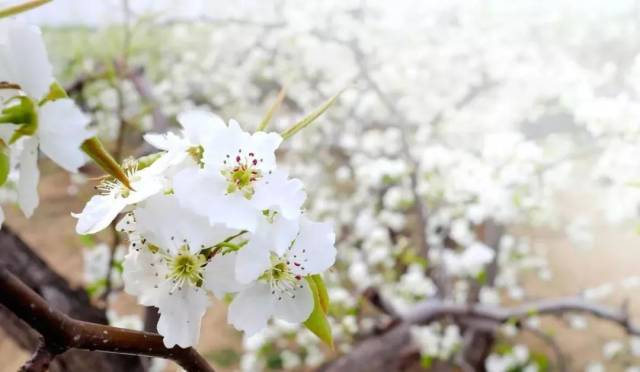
(310, 274), (329, 314)
(420, 355), (433, 368)
(206, 348), (241, 368)
(257, 86), (286, 132)
(81, 137), (133, 190)
(136, 152), (163, 170)
(0, 96), (38, 144)
(0, 0), (52, 18)
(78, 234), (96, 248)
(40, 82), (69, 104)
(85, 278), (107, 297)
(280, 89), (344, 140)
(476, 269), (487, 285)
(530, 352), (550, 371)
(112, 260), (124, 274)
(304, 276), (333, 349)
(0, 140), (10, 186)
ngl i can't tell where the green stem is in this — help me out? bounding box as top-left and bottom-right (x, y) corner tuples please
(0, 0), (52, 18)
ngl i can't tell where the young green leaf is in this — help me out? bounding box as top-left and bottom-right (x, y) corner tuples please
(0, 141), (10, 186)
(304, 276), (334, 349)
(310, 274), (330, 314)
(280, 89), (344, 140)
(257, 86), (286, 132)
(41, 82), (69, 104)
(136, 152), (163, 170)
(1, 97), (39, 144)
(81, 137), (133, 190)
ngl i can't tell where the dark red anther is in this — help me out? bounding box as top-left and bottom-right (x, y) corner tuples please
(293, 262), (301, 267)
(252, 159), (258, 165)
(249, 152), (254, 157)
(295, 275), (301, 280)
(236, 155), (241, 162)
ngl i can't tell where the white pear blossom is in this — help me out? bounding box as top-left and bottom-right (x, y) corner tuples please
(73, 160), (164, 234)
(234, 169), (306, 283)
(173, 119), (283, 231)
(208, 217), (336, 335)
(120, 194), (236, 348)
(442, 242), (495, 277)
(144, 109), (226, 171)
(0, 21), (93, 217)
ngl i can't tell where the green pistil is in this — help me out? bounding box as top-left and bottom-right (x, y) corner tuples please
(259, 255), (298, 283)
(222, 151), (263, 199)
(166, 247), (206, 287)
(223, 165), (261, 198)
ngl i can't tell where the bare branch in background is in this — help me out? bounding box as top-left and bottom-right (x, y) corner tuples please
(322, 294), (640, 372)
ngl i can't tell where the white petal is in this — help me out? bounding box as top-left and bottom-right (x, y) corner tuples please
(135, 194), (235, 255)
(123, 170), (163, 204)
(17, 136), (39, 217)
(248, 130), (282, 172)
(173, 167), (259, 231)
(204, 252), (246, 298)
(73, 195), (127, 234)
(202, 119), (251, 171)
(273, 280), (314, 324)
(252, 214), (299, 256)
(115, 212), (136, 234)
(290, 217), (336, 275)
(38, 99), (93, 172)
(235, 236), (270, 284)
(270, 216), (299, 255)
(143, 131), (183, 151)
(253, 169), (305, 220)
(228, 282), (274, 336)
(122, 248), (167, 305)
(6, 22), (53, 99)
(177, 110), (226, 144)
(156, 285), (210, 348)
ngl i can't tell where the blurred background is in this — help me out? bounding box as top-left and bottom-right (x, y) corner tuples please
(3, 0), (640, 371)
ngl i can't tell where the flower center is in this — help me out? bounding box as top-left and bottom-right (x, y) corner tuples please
(166, 246), (206, 288)
(187, 145), (204, 165)
(260, 254), (304, 301)
(95, 160), (139, 199)
(221, 150), (263, 199)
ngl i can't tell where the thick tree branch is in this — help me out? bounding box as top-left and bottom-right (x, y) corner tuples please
(0, 265), (215, 372)
(0, 226), (145, 371)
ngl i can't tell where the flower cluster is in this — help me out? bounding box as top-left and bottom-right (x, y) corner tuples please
(0, 20), (93, 224)
(74, 110), (336, 348)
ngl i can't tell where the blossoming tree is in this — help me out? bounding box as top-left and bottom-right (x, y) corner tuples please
(3, 1), (640, 372)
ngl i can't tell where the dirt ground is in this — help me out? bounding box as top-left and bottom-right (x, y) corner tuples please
(1, 160), (640, 371)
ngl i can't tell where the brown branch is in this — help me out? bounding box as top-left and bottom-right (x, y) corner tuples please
(0, 226), (145, 371)
(19, 341), (55, 372)
(0, 266), (214, 372)
(322, 296), (640, 372)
